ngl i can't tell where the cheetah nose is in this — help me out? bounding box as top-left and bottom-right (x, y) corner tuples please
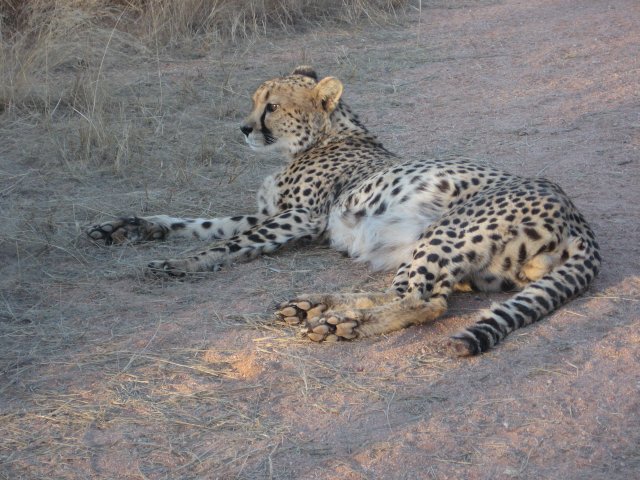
(240, 125), (253, 136)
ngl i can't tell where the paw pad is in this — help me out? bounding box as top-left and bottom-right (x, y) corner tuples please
(305, 315), (360, 342)
(276, 300), (327, 325)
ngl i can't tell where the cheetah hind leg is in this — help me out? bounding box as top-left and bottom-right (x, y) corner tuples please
(275, 292), (398, 327)
(519, 236), (586, 282)
(300, 294), (447, 342)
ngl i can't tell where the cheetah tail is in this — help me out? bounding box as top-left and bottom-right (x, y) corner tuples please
(450, 237), (601, 355)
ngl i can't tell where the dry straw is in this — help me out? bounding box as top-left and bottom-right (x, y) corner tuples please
(1, 1), (410, 477)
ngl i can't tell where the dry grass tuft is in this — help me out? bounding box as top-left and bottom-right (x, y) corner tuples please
(0, 0), (407, 168)
(0, 2), (411, 477)
(0, 0), (405, 108)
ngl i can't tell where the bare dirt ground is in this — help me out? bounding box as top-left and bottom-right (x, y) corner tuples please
(1, 0), (639, 478)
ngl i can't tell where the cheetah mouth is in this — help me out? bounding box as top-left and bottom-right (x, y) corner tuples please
(244, 134), (263, 150)
(246, 139), (270, 152)
(245, 132), (278, 151)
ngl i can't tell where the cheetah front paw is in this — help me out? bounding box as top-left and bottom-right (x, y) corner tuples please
(275, 297), (328, 325)
(305, 311), (364, 342)
(147, 259), (193, 277)
(276, 298), (360, 341)
(86, 217), (168, 245)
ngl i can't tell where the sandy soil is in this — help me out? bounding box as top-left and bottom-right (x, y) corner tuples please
(1, 0), (639, 478)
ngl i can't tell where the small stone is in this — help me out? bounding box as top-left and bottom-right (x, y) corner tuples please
(307, 333), (325, 342)
(325, 334), (339, 342)
(284, 316), (300, 325)
(326, 316), (339, 325)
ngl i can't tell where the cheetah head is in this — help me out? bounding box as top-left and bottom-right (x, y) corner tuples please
(240, 66), (343, 155)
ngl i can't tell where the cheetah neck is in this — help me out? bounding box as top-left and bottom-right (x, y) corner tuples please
(288, 102), (389, 160)
(327, 102), (371, 138)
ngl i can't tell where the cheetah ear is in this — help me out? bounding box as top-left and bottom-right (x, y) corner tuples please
(291, 65), (318, 81)
(314, 77), (343, 113)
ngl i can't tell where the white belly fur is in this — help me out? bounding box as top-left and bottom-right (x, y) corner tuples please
(327, 204), (436, 271)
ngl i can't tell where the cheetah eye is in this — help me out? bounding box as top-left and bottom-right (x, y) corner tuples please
(265, 103), (279, 113)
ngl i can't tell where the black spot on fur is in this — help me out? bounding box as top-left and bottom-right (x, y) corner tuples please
(374, 202), (387, 215)
(468, 326), (492, 351)
(479, 317), (507, 335)
(524, 227), (542, 240)
(512, 301), (535, 320)
(534, 295), (550, 310)
(493, 308), (517, 329)
(437, 180), (449, 192)
(518, 243), (528, 263)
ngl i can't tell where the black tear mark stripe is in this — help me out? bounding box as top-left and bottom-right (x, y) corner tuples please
(260, 104), (274, 144)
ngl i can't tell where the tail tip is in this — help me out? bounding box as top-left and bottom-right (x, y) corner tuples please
(445, 333), (480, 357)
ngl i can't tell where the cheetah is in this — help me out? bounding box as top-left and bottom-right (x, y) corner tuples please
(87, 66), (601, 355)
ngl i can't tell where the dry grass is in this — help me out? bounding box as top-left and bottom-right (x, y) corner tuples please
(0, 0), (408, 170)
(0, 0), (405, 109)
(0, 1), (413, 478)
